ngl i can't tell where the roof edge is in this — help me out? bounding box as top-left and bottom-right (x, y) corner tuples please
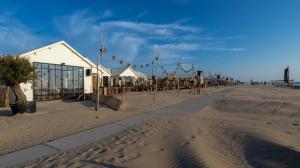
(19, 41), (95, 67)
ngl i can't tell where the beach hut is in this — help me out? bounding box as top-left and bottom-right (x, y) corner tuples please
(19, 41), (106, 101)
(110, 67), (139, 86)
(134, 71), (148, 86)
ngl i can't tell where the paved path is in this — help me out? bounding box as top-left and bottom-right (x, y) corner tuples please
(0, 88), (233, 168)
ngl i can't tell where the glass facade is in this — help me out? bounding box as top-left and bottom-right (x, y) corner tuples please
(33, 62), (84, 101)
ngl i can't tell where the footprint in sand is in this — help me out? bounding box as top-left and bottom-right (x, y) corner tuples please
(130, 153), (141, 159)
(93, 148), (106, 154)
(114, 140), (127, 145)
(112, 148), (124, 153)
(285, 130), (295, 134)
(110, 136), (122, 143)
(94, 158), (104, 163)
(159, 148), (165, 152)
(138, 142), (148, 147)
(152, 148), (166, 152)
(197, 128), (202, 134)
(117, 153), (125, 159)
(87, 147), (100, 152)
(181, 141), (190, 146)
(104, 156), (116, 163)
(115, 158), (127, 164)
(189, 135), (196, 140)
(128, 140), (137, 145)
(111, 153), (126, 163)
(80, 151), (94, 160)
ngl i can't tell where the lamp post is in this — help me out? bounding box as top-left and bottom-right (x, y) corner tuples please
(153, 51), (159, 101)
(151, 61), (154, 92)
(95, 34), (104, 117)
(177, 58), (181, 96)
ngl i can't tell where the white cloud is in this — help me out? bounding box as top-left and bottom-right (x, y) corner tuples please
(53, 10), (204, 64)
(110, 33), (145, 62)
(0, 12), (41, 54)
(203, 47), (246, 52)
(103, 10), (113, 18)
(152, 43), (245, 52)
(53, 9), (245, 68)
(96, 21), (200, 36)
(133, 10), (149, 20)
(152, 43), (202, 51)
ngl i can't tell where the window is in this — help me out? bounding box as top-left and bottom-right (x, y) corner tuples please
(33, 62), (84, 101)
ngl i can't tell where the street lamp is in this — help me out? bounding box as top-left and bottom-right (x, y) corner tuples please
(95, 34), (105, 118)
(153, 51), (159, 101)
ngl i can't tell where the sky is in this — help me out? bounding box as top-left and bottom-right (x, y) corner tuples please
(0, 0), (300, 82)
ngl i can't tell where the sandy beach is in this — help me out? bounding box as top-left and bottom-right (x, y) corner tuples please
(0, 87), (226, 156)
(13, 86), (300, 167)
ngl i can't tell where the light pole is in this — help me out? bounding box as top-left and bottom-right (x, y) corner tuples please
(151, 61), (154, 92)
(153, 51), (159, 101)
(96, 34), (104, 117)
(177, 58), (181, 96)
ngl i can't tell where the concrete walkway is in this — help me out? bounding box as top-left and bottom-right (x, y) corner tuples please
(0, 88), (232, 168)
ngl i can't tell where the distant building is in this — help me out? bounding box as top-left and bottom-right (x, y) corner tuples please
(134, 70), (148, 86)
(110, 67), (147, 86)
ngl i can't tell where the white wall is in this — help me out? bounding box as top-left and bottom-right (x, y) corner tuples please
(20, 83), (33, 101)
(20, 42), (94, 101)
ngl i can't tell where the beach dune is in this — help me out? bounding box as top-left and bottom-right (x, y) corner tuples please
(13, 86), (300, 167)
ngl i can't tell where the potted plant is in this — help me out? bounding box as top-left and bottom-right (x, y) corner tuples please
(0, 55), (36, 115)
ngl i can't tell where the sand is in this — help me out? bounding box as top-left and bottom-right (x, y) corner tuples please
(0, 87), (225, 156)
(15, 86), (300, 168)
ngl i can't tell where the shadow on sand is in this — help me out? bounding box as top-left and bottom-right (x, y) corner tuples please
(169, 143), (207, 168)
(61, 99), (108, 109)
(245, 138), (300, 168)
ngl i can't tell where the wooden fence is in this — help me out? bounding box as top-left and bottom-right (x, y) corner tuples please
(0, 86), (10, 107)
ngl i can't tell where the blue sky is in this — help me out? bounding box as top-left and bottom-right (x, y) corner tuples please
(1, 0), (300, 81)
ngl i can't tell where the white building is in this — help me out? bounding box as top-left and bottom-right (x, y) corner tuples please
(134, 70), (148, 85)
(96, 65), (112, 87)
(110, 67), (147, 86)
(19, 41), (109, 101)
